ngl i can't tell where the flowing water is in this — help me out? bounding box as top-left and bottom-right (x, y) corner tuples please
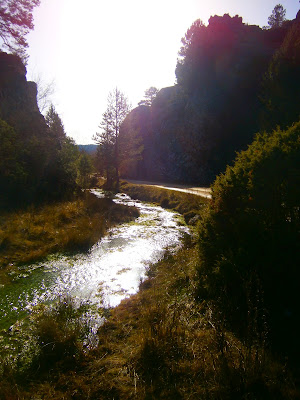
(0, 190), (189, 330)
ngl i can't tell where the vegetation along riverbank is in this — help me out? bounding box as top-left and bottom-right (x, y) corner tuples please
(120, 181), (208, 226)
(0, 191), (139, 276)
(1, 3), (300, 398)
(1, 180), (299, 398)
(0, 235), (296, 399)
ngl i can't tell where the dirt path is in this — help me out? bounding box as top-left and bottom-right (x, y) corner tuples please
(125, 179), (212, 199)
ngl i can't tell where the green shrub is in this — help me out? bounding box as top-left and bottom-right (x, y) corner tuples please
(198, 121), (300, 357)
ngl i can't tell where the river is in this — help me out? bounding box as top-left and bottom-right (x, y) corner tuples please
(0, 190), (189, 330)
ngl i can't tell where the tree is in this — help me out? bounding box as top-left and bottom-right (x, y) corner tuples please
(268, 4), (286, 28)
(77, 152), (93, 188)
(94, 88), (131, 191)
(0, 119), (27, 206)
(198, 121), (300, 353)
(261, 15), (300, 130)
(94, 109), (115, 187)
(176, 19), (206, 87)
(178, 18), (205, 59)
(34, 74), (55, 113)
(44, 105), (79, 198)
(138, 86), (159, 106)
(45, 104), (66, 146)
(0, 0), (40, 60)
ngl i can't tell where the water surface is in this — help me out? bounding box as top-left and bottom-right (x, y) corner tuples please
(0, 191), (189, 329)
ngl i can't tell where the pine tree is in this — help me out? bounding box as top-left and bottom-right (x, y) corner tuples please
(268, 4), (286, 28)
(45, 104), (66, 146)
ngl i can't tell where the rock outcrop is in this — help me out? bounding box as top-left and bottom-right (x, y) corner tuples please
(0, 51), (46, 137)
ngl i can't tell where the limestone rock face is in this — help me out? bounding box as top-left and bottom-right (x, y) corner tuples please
(0, 51), (44, 133)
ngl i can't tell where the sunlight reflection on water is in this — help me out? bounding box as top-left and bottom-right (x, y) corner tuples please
(0, 191), (189, 327)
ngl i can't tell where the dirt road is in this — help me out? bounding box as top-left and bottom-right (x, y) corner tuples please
(125, 179), (212, 199)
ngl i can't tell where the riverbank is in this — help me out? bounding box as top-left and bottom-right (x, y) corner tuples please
(0, 191), (139, 274)
(0, 186), (297, 399)
(1, 242), (295, 399)
(125, 179), (212, 198)
(120, 180), (208, 225)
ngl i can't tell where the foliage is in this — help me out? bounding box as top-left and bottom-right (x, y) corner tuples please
(268, 4), (286, 28)
(121, 13), (293, 185)
(0, 0), (40, 60)
(176, 18), (206, 86)
(41, 104), (80, 198)
(1, 245), (296, 398)
(77, 152), (93, 188)
(0, 296), (96, 397)
(94, 109), (115, 186)
(261, 15), (300, 131)
(94, 88), (131, 191)
(0, 119), (27, 205)
(0, 55), (81, 207)
(197, 122), (300, 357)
(138, 86), (159, 106)
(45, 103), (66, 144)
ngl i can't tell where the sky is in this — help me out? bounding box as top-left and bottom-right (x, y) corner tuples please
(26, 0), (300, 144)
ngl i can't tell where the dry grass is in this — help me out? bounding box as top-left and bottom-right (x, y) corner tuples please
(3, 245), (297, 399)
(0, 192), (139, 272)
(121, 181), (208, 224)
(90, 247), (295, 400)
(0, 186), (298, 399)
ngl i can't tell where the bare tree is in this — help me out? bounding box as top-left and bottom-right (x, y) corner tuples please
(34, 74), (55, 113)
(94, 88), (131, 191)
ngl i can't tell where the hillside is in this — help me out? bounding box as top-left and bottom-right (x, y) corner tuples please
(77, 144), (97, 154)
(120, 13), (299, 185)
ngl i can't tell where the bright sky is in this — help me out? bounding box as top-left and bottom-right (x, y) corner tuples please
(26, 0), (300, 144)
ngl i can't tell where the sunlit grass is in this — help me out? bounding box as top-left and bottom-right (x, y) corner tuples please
(120, 180), (208, 225)
(0, 240), (297, 398)
(0, 192), (139, 272)
(0, 186), (297, 398)
(6, 244), (294, 398)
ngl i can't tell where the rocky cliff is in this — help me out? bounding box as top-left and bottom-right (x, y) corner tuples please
(0, 51), (47, 138)
(0, 52), (75, 207)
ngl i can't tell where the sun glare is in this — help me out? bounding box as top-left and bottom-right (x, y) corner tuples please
(27, 0), (300, 143)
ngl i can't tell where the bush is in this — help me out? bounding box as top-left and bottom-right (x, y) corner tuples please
(198, 121), (300, 357)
